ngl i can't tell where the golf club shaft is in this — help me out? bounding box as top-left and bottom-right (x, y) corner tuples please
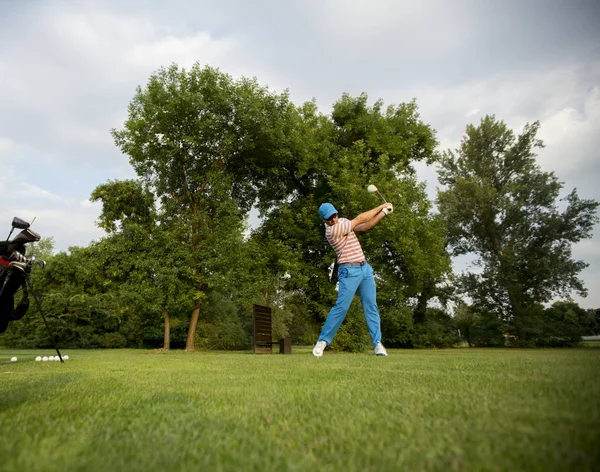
(27, 279), (63, 362)
(376, 190), (387, 203)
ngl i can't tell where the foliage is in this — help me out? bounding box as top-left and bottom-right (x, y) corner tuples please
(328, 302), (371, 352)
(584, 308), (600, 336)
(111, 63), (300, 350)
(252, 92), (451, 346)
(411, 308), (461, 348)
(453, 300), (595, 348)
(453, 303), (506, 347)
(536, 301), (590, 347)
(379, 305), (414, 347)
(4, 69), (598, 352)
(438, 115), (599, 340)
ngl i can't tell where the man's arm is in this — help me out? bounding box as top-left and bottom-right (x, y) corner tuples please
(351, 204), (391, 232)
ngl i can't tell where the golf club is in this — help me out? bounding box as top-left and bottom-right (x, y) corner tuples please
(367, 184), (387, 203)
(6, 216), (30, 242)
(27, 278), (63, 362)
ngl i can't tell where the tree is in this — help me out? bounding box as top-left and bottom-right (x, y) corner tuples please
(4, 243), (125, 349)
(585, 308), (600, 336)
(111, 64), (294, 350)
(91, 179), (198, 350)
(454, 302), (505, 347)
(253, 93), (451, 349)
(438, 115), (599, 340)
(541, 301), (589, 347)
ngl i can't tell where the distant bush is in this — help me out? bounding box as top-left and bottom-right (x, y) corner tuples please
(413, 308), (461, 348)
(103, 332), (128, 348)
(329, 303), (371, 352)
(454, 304), (506, 347)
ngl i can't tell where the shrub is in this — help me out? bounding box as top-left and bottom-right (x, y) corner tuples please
(412, 308), (461, 348)
(103, 332), (128, 348)
(329, 302), (371, 352)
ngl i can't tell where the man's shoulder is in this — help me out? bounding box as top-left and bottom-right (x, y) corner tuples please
(338, 218), (352, 230)
(327, 218), (351, 237)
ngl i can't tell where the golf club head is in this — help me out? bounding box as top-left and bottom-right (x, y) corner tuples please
(11, 217), (30, 230)
(33, 258), (46, 269)
(367, 184), (387, 203)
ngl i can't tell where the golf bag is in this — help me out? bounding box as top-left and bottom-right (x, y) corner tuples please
(0, 217), (44, 334)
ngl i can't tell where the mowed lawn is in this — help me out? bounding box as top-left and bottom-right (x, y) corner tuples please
(0, 348), (598, 472)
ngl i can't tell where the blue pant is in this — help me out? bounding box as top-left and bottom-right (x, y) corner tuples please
(318, 263), (382, 348)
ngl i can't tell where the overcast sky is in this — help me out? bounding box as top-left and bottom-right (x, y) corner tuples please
(1, 0), (599, 307)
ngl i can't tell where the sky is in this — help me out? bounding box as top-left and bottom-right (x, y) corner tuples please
(0, 0), (599, 307)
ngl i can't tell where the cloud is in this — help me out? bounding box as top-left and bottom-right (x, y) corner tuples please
(128, 32), (238, 69)
(314, 0), (473, 60)
(0, 5), (246, 166)
(0, 170), (106, 254)
(538, 86), (599, 184)
(0, 1), (256, 251)
(403, 58), (600, 195)
(0, 137), (18, 154)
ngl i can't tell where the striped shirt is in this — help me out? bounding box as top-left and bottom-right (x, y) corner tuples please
(325, 217), (365, 264)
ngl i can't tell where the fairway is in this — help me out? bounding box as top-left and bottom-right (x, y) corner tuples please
(1, 348), (598, 472)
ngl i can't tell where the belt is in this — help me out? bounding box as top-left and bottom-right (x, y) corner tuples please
(338, 261), (366, 267)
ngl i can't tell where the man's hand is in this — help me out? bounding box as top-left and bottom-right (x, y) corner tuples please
(353, 203), (393, 232)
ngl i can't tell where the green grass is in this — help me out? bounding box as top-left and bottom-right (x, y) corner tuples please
(1, 348), (599, 472)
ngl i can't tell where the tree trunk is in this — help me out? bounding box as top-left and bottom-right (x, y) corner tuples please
(163, 306), (170, 351)
(414, 280), (434, 325)
(185, 302), (201, 351)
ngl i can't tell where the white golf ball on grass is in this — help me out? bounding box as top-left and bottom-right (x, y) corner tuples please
(42, 356), (48, 362)
(10, 357), (17, 362)
(63, 355), (69, 360)
(35, 356), (42, 361)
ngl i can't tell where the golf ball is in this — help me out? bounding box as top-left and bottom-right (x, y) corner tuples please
(35, 356), (42, 361)
(10, 357), (17, 362)
(63, 355), (69, 360)
(42, 356), (48, 361)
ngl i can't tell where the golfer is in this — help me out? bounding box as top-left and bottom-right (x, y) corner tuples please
(313, 201), (393, 357)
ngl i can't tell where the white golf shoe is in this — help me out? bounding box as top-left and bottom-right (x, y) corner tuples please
(374, 342), (388, 356)
(312, 340), (327, 357)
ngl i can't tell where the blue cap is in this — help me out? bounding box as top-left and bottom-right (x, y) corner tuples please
(318, 202), (337, 219)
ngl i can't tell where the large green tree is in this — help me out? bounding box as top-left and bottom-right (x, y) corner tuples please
(253, 93), (451, 348)
(438, 115), (599, 340)
(90, 179), (192, 350)
(111, 64), (294, 350)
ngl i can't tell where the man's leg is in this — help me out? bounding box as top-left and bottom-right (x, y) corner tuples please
(357, 264), (382, 348)
(318, 267), (362, 345)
